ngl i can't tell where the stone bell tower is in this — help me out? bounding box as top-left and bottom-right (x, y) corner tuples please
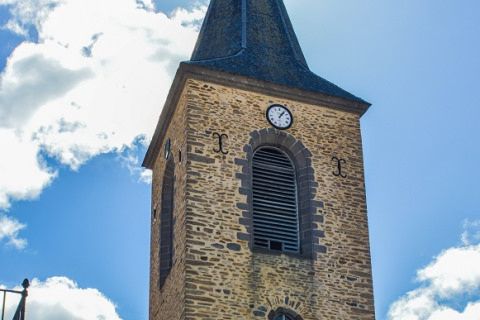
(143, 0), (375, 319)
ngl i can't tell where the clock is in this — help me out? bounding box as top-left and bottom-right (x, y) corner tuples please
(266, 104), (293, 130)
(164, 138), (170, 159)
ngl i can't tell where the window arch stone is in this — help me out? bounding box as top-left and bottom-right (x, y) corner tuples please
(159, 156), (175, 289)
(268, 307), (303, 320)
(236, 128), (325, 259)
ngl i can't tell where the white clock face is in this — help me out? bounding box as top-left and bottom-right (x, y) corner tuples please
(266, 105), (293, 129)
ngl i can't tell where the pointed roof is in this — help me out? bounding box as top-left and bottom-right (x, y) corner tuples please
(187, 0), (367, 103)
(142, 0), (371, 169)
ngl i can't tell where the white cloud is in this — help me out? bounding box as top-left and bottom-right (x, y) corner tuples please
(387, 222), (480, 320)
(0, 0), (63, 37)
(1, 277), (121, 320)
(0, 49), (94, 128)
(117, 139), (153, 183)
(461, 219), (480, 246)
(0, 0), (206, 211)
(417, 245), (480, 298)
(0, 128), (57, 210)
(0, 213), (27, 248)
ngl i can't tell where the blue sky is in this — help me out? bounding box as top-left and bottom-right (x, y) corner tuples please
(0, 0), (479, 319)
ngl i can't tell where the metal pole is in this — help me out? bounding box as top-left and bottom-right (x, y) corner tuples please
(0, 279), (29, 320)
(20, 295), (25, 320)
(22, 279), (28, 320)
(20, 293), (25, 320)
(20, 279), (29, 320)
(1, 291), (6, 320)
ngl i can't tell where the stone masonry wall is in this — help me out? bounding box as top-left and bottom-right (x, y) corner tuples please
(180, 78), (375, 320)
(150, 86), (188, 320)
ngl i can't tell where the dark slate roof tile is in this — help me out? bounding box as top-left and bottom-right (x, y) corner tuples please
(188, 0), (366, 103)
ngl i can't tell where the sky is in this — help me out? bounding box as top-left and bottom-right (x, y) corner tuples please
(0, 0), (479, 319)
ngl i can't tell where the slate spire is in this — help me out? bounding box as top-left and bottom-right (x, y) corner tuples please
(188, 0), (365, 103)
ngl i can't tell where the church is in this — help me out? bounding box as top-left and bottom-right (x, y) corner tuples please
(142, 0), (375, 319)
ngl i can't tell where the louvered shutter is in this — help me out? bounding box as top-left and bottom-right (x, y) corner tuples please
(252, 147), (299, 253)
(159, 159), (174, 288)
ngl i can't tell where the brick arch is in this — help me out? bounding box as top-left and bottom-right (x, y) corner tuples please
(236, 128), (325, 259)
(268, 307), (303, 320)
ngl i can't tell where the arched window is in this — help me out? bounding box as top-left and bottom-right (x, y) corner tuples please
(159, 157), (174, 289)
(267, 307), (302, 320)
(252, 147), (299, 253)
(237, 129), (324, 259)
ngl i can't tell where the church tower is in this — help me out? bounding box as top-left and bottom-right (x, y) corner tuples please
(143, 0), (375, 319)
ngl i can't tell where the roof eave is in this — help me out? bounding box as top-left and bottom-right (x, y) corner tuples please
(142, 64), (190, 169)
